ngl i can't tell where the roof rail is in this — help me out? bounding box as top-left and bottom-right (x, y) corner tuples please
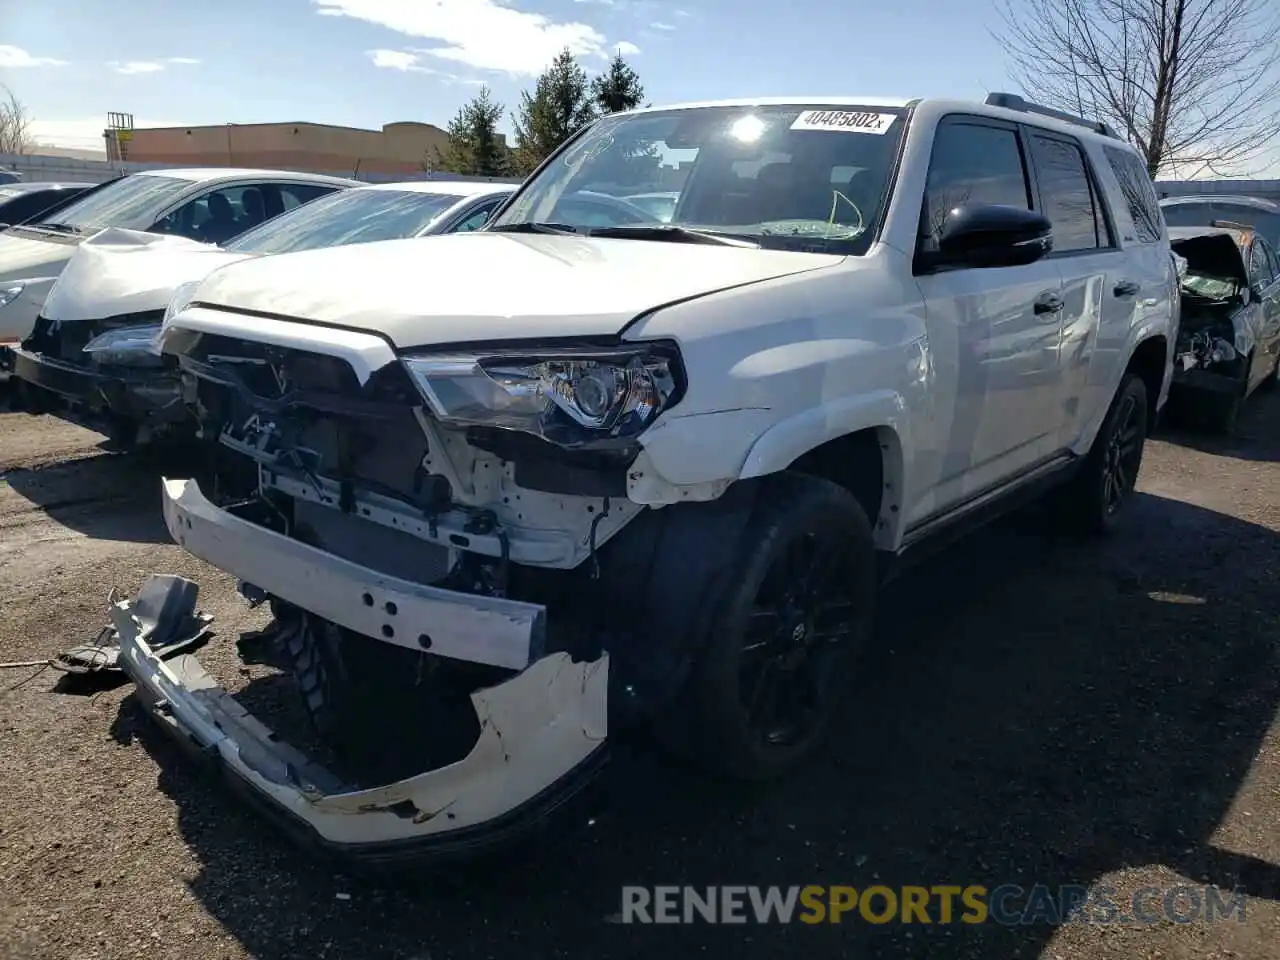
(984, 92), (1121, 140)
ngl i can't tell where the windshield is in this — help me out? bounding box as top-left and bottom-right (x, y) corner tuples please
(24, 174), (191, 233)
(490, 103), (908, 253)
(225, 188), (468, 255)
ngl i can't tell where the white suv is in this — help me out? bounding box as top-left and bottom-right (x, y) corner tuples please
(127, 93), (1177, 863)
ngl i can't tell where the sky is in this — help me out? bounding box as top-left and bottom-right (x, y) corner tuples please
(1, 0), (1277, 176)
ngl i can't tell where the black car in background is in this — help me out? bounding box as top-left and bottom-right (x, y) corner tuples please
(0, 182), (95, 229)
(1160, 194), (1280, 250)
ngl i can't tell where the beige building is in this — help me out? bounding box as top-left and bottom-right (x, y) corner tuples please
(108, 121), (459, 176)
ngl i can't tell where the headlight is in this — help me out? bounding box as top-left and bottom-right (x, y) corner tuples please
(82, 324), (165, 366)
(401, 344), (682, 449)
(163, 279), (201, 329)
(0, 281), (25, 308)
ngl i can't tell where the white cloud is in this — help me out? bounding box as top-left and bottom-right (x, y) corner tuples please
(369, 49), (423, 71)
(316, 0), (627, 75)
(109, 61), (165, 74)
(367, 49), (488, 87)
(616, 41), (641, 55)
(107, 58), (199, 75)
(649, 21), (675, 30)
(0, 45), (66, 68)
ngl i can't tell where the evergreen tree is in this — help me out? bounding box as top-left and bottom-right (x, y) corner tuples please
(591, 51), (645, 115)
(511, 48), (597, 174)
(432, 86), (510, 176)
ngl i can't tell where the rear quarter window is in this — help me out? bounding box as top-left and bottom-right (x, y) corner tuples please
(1103, 146), (1164, 244)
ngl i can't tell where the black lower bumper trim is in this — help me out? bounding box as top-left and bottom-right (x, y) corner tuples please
(1172, 366), (1244, 395)
(11, 347), (182, 422)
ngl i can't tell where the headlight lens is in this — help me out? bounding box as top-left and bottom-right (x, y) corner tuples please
(402, 345), (681, 448)
(163, 279), (201, 327)
(0, 281), (25, 308)
(82, 324), (165, 366)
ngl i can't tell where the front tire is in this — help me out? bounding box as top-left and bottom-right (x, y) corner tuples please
(1060, 372), (1149, 535)
(674, 473), (878, 781)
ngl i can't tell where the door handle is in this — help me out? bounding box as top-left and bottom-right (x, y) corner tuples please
(1113, 279), (1141, 297)
(1033, 291), (1064, 316)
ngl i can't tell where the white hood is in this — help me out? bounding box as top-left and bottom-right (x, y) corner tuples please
(190, 231), (840, 347)
(0, 229), (79, 282)
(41, 227), (255, 325)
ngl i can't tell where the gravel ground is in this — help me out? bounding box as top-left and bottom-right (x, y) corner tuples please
(0, 391), (1277, 960)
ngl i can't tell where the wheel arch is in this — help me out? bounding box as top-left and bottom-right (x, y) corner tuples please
(1126, 332), (1170, 431)
(737, 392), (908, 550)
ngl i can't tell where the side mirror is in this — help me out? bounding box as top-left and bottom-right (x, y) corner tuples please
(933, 203), (1053, 269)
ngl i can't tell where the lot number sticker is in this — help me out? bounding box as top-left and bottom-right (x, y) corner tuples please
(790, 110), (896, 134)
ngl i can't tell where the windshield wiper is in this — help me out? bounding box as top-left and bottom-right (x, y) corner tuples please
(487, 221), (578, 235)
(27, 221), (82, 235)
(586, 224), (760, 247)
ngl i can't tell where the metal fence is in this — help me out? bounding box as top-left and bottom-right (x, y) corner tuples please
(0, 151), (521, 186)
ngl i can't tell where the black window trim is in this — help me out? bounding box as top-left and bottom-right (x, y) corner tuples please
(912, 112), (1036, 274)
(1021, 125), (1119, 259)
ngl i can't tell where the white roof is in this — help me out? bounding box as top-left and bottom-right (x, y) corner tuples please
(134, 167), (358, 185)
(628, 96), (914, 115)
(361, 179), (518, 197)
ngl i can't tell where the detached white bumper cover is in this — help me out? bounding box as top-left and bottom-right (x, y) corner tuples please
(121, 479), (609, 864)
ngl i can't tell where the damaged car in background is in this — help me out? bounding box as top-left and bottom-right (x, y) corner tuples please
(1168, 224), (1280, 432)
(10, 179), (515, 447)
(0, 168), (356, 350)
(124, 94), (1178, 864)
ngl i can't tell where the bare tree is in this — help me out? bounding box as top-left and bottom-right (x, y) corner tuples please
(994, 0), (1280, 177)
(0, 85), (34, 155)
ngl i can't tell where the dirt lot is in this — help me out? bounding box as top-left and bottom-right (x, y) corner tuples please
(0, 392), (1277, 960)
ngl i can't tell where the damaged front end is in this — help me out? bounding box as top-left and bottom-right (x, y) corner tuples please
(123, 312), (752, 863)
(9, 229), (235, 443)
(1170, 228), (1260, 395)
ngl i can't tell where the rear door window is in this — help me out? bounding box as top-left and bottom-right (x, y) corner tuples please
(1103, 146), (1164, 243)
(1027, 133), (1111, 253)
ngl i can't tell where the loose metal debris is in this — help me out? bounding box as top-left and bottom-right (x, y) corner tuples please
(49, 574), (213, 678)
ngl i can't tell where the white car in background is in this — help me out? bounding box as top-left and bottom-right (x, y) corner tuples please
(10, 179), (516, 446)
(0, 167), (358, 345)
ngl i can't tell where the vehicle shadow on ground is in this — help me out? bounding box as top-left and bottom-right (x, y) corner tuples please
(109, 490), (1280, 960)
(1154, 385), (1280, 463)
(2, 441), (213, 545)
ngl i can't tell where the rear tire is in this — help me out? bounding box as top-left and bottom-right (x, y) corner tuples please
(1059, 373), (1149, 535)
(670, 473), (878, 781)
